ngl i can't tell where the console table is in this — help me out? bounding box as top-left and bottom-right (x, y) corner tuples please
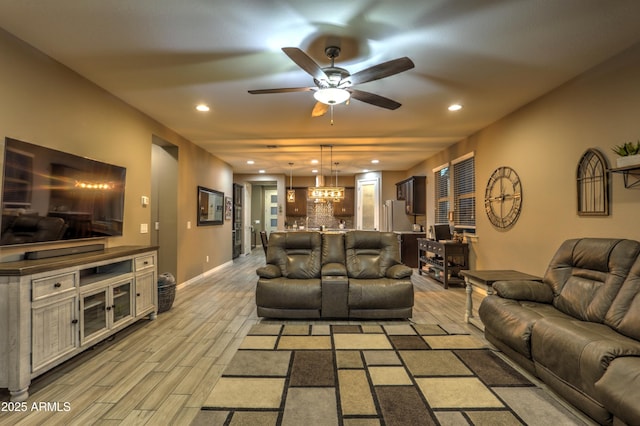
(417, 238), (469, 288)
(0, 245), (158, 401)
(460, 269), (541, 329)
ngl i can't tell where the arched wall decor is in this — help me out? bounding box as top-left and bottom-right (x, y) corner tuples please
(577, 148), (609, 216)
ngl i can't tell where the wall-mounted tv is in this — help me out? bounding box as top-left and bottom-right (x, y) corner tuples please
(1, 137), (126, 246)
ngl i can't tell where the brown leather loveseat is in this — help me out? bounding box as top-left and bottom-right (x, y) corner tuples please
(256, 230), (414, 319)
(479, 238), (640, 425)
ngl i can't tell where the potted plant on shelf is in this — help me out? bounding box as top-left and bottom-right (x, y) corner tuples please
(612, 140), (640, 168)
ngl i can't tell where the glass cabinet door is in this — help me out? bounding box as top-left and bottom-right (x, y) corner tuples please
(112, 281), (132, 324)
(81, 290), (107, 342)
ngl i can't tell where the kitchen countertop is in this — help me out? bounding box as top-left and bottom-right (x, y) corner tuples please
(282, 228), (354, 232)
(280, 229), (426, 234)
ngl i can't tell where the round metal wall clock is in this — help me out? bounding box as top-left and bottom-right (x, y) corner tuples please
(484, 166), (522, 230)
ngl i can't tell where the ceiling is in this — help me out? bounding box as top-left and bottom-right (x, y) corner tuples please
(2, 0), (640, 176)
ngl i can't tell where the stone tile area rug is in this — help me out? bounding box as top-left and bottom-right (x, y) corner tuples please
(195, 323), (589, 426)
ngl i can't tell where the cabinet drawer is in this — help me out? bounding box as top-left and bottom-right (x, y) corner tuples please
(33, 273), (77, 300)
(427, 243), (443, 255)
(135, 255), (155, 271)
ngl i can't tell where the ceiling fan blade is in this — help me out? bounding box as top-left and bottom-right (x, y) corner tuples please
(248, 87), (314, 94)
(311, 102), (329, 117)
(349, 89), (402, 110)
(282, 47), (328, 82)
(343, 57), (415, 86)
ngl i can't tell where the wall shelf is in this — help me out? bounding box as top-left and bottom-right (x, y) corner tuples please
(610, 165), (640, 188)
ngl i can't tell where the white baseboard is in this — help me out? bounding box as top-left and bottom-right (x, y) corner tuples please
(176, 260), (234, 290)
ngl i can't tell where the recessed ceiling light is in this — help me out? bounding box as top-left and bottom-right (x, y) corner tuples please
(312, 169), (318, 173)
(195, 104), (210, 112)
(247, 160), (255, 165)
(448, 104), (463, 111)
(363, 169), (370, 173)
(258, 169), (265, 174)
(371, 159), (379, 164)
(311, 159), (319, 164)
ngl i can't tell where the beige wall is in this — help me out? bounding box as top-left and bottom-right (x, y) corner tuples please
(3, 25), (638, 281)
(413, 41), (640, 275)
(0, 29), (233, 283)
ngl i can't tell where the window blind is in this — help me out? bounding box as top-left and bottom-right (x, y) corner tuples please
(453, 156), (475, 228)
(434, 166), (449, 224)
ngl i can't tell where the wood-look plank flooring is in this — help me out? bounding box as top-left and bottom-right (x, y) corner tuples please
(0, 249), (580, 425)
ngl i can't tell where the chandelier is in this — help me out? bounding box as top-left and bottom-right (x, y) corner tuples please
(307, 145), (345, 201)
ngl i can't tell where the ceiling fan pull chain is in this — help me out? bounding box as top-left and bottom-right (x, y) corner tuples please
(330, 105), (334, 126)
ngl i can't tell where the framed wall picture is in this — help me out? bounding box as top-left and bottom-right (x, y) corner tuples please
(225, 196), (232, 220)
(197, 186), (224, 226)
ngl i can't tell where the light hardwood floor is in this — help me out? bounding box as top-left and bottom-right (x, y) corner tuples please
(0, 249), (568, 425)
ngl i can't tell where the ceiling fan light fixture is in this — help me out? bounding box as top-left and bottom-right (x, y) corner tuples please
(314, 88), (350, 105)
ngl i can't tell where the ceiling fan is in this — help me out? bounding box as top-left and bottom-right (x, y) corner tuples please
(248, 46), (415, 117)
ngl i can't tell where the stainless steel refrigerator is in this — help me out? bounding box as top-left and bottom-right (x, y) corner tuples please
(382, 200), (413, 232)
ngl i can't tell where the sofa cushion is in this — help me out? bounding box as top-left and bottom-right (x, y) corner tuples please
(267, 232), (322, 279)
(256, 278), (322, 310)
(532, 316), (640, 399)
(345, 231), (400, 279)
(544, 238), (640, 323)
(479, 296), (571, 359)
(605, 256), (640, 340)
(348, 278), (413, 310)
(322, 233), (346, 264)
(321, 233), (347, 276)
(594, 357), (640, 426)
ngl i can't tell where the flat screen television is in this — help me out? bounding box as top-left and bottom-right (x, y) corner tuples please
(1, 137), (126, 246)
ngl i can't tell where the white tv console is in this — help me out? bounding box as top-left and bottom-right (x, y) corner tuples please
(0, 245), (158, 401)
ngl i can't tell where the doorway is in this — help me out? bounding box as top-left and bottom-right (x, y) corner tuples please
(356, 177), (380, 230)
(151, 137), (178, 278)
(264, 188), (278, 235)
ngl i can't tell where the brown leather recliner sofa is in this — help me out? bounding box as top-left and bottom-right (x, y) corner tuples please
(479, 238), (640, 425)
(256, 230), (414, 319)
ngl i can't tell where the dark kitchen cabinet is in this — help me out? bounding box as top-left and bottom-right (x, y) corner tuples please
(285, 187), (307, 217)
(396, 232), (425, 268)
(334, 187), (354, 216)
(396, 176), (426, 215)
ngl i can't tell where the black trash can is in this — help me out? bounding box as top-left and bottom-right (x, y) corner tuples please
(157, 272), (176, 313)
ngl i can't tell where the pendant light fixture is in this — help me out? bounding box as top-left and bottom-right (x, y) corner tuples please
(287, 162), (295, 203)
(308, 145), (345, 201)
(333, 161), (341, 202)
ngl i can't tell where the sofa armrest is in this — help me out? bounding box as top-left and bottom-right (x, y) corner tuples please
(386, 264), (413, 279)
(493, 280), (553, 303)
(595, 356), (640, 426)
(256, 264), (282, 279)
